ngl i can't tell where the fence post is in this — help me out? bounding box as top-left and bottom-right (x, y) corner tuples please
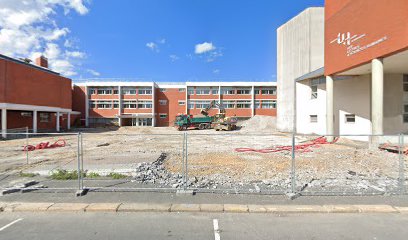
(184, 132), (188, 190)
(291, 132), (296, 194)
(399, 133), (405, 195)
(25, 126), (29, 165)
(80, 132), (84, 190)
(77, 132), (82, 190)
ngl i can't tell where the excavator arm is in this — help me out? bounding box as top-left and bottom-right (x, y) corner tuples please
(200, 100), (225, 115)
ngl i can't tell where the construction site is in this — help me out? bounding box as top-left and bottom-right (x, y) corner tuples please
(0, 115), (406, 195)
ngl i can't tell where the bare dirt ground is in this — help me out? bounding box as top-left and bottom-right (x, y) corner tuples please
(0, 117), (407, 193)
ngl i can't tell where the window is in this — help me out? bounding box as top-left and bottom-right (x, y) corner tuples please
(159, 88), (167, 92)
(123, 87), (137, 95)
(222, 100), (235, 109)
(21, 112), (32, 117)
(159, 100), (167, 105)
(261, 100), (277, 109)
(187, 100), (195, 109)
(196, 87), (210, 95)
(345, 114), (356, 123)
(97, 101), (113, 109)
(237, 88), (251, 95)
(138, 88), (152, 95)
(97, 88), (112, 95)
(404, 105), (408, 123)
(178, 100), (186, 106)
(211, 88), (219, 95)
(255, 100), (261, 109)
(39, 113), (50, 123)
(222, 88), (235, 95)
(254, 88), (260, 95)
(311, 79), (319, 99)
(159, 114), (167, 119)
(310, 115), (318, 123)
(113, 88), (119, 95)
(261, 87), (276, 95)
(187, 88), (195, 95)
(236, 100), (251, 108)
(89, 100), (96, 109)
(138, 101), (152, 109)
(89, 88), (96, 95)
(404, 75), (408, 92)
(123, 100), (137, 109)
(195, 101), (211, 109)
(179, 88), (186, 92)
(113, 100), (120, 109)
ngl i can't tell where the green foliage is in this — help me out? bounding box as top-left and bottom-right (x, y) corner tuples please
(50, 169), (85, 180)
(107, 172), (127, 179)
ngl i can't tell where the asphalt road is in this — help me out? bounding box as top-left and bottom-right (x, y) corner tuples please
(0, 212), (407, 240)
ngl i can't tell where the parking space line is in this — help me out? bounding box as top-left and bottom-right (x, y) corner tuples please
(0, 218), (23, 232)
(213, 219), (221, 240)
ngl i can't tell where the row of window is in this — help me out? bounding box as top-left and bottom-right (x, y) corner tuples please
(89, 100), (153, 109)
(187, 87), (276, 95)
(309, 114), (356, 123)
(89, 87), (153, 95)
(187, 100), (277, 109)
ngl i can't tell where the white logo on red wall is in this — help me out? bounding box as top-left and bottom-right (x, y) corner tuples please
(330, 32), (387, 57)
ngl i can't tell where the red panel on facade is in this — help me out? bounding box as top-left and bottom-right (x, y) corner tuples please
(325, 0), (408, 75)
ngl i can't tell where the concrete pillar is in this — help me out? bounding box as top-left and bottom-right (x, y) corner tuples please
(185, 85), (188, 114)
(118, 86), (122, 127)
(85, 86), (89, 127)
(326, 75), (334, 139)
(56, 112), (60, 132)
(151, 84), (156, 127)
(371, 58), (384, 135)
(33, 110), (38, 133)
(218, 85), (221, 113)
(1, 109), (7, 139)
(251, 86), (255, 117)
(67, 113), (71, 130)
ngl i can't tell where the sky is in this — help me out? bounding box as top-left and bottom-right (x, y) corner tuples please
(0, 0), (324, 82)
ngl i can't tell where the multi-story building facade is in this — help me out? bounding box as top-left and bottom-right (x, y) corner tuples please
(73, 81), (277, 127)
(0, 54), (80, 138)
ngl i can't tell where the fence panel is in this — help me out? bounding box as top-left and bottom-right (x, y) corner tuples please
(294, 134), (403, 195)
(0, 132), (80, 191)
(185, 133), (292, 194)
(81, 133), (184, 191)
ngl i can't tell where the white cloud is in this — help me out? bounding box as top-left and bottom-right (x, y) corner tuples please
(66, 50), (86, 59)
(169, 54), (179, 62)
(86, 69), (100, 76)
(146, 42), (159, 52)
(195, 42), (216, 54)
(0, 0), (90, 77)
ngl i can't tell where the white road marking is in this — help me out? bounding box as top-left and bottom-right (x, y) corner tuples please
(0, 218), (23, 232)
(213, 219), (221, 240)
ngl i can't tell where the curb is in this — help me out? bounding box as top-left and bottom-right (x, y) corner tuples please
(0, 202), (405, 214)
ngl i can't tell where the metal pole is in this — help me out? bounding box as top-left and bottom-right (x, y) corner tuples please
(185, 132), (188, 190)
(291, 132), (296, 193)
(181, 133), (185, 189)
(399, 134), (405, 195)
(77, 133), (81, 190)
(81, 132), (84, 190)
(25, 126), (28, 162)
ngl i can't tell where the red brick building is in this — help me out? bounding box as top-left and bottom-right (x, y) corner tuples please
(73, 81), (277, 127)
(0, 54), (80, 138)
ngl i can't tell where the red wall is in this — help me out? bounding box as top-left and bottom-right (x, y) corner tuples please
(0, 59), (72, 109)
(325, 0), (408, 75)
(155, 88), (186, 127)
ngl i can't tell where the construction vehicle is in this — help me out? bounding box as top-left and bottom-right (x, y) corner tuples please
(174, 114), (212, 131)
(201, 100), (238, 131)
(174, 100), (237, 131)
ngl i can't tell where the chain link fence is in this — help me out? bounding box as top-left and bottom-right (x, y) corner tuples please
(0, 131), (406, 196)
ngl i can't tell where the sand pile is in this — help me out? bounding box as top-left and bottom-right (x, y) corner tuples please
(240, 115), (276, 133)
